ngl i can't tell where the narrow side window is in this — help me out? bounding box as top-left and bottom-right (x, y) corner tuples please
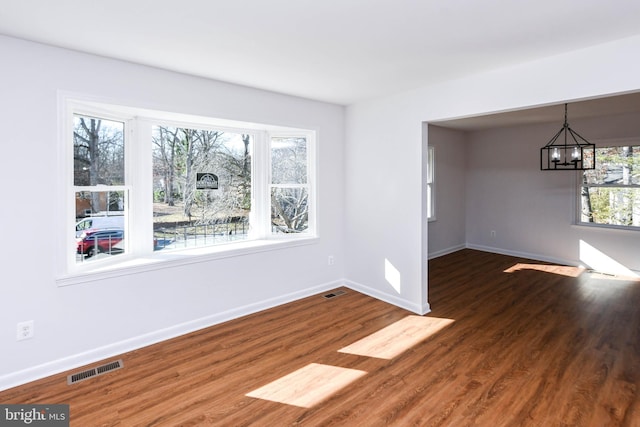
(427, 146), (435, 221)
(73, 115), (128, 262)
(270, 136), (312, 234)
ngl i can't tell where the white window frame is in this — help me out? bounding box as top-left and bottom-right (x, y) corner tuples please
(576, 137), (640, 231)
(56, 94), (317, 285)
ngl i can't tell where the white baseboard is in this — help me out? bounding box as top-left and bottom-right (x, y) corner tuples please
(0, 280), (344, 392)
(464, 244), (580, 267)
(465, 243), (640, 276)
(344, 280), (430, 315)
(429, 242), (578, 267)
(428, 244), (466, 260)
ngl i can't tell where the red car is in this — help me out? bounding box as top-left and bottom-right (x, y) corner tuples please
(77, 229), (124, 257)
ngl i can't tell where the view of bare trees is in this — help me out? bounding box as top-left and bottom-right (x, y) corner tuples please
(582, 146), (639, 227)
(73, 115), (125, 215)
(270, 137), (309, 233)
(152, 126), (251, 224)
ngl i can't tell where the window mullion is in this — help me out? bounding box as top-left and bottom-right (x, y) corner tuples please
(249, 131), (269, 239)
(129, 119), (154, 255)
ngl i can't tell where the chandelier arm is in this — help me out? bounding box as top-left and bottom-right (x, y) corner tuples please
(566, 127), (591, 145)
(543, 127), (565, 147)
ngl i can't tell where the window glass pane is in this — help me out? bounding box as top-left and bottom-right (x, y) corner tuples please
(271, 137), (307, 184)
(75, 191), (126, 262)
(75, 190), (125, 226)
(427, 147), (434, 184)
(152, 126), (251, 250)
(427, 184), (433, 219)
(73, 115), (124, 186)
(581, 187), (640, 227)
(271, 187), (309, 233)
(584, 146), (640, 185)
(427, 146), (434, 220)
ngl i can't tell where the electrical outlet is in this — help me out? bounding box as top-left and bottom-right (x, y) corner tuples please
(328, 255), (335, 266)
(17, 320), (34, 341)
(490, 230), (496, 238)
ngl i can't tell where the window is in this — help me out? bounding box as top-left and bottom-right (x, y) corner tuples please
(427, 146), (435, 221)
(579, 144), (640, 229)
(63, 99), (316, 277)
(73, 114), (129, 260)
(270, 136), (310, 233)
(151, 125), (253, 251)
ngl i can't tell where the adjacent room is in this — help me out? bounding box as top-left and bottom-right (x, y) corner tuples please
(1, 1), (639, 425)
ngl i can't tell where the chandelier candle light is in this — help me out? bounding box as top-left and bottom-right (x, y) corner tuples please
(540, 103), (595, 170)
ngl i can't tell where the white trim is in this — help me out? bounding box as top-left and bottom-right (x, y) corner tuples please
(0, 279), (344, 392)
(465, 243), (581, 268)
(57, 236), (318, 287)
(590, 136), (640, 147)
(465, 243), (640, 276)
(571, 222), (640, 234)
(344, 279), (431, 315)
(428, 244), (466, 260)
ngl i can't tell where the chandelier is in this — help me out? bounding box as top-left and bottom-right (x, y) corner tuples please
(540, 103), (595, 170)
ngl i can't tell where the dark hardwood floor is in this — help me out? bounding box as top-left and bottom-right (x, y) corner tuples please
(2, 249), (639, 426)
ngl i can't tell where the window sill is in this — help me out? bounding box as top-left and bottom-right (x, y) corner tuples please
(57, 236), (318, 287)
(572, 222), (640, 233)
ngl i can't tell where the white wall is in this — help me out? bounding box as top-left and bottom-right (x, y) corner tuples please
(465, 113), (640, 273)
(0, 35), (345, 390)
(426, 125), (467, 258)
(344, 97), (429, 313)
(345, 34), (640, 313)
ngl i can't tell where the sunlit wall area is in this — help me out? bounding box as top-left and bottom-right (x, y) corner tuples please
(579, 240), (639, 278)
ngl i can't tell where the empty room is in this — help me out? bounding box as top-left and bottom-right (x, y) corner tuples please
(1, 1), (640, 426)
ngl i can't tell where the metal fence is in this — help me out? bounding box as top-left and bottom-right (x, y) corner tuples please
(154, 219), (249, 250)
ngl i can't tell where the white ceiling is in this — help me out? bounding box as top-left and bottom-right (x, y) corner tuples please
(2, 0), (640, 108)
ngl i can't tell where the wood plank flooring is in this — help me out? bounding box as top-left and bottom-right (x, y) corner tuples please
(2, 249), (640, 426)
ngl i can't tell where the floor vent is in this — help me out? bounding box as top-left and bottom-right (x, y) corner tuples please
(588, 269), (616, 277)
(67, 359), (124, 385)
(324, 290), (347, 299)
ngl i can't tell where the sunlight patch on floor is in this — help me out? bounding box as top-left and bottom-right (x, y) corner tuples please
(246, 363), (367, 408)
(503, 263), (585, 277)
(338, 315), (454, 360)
